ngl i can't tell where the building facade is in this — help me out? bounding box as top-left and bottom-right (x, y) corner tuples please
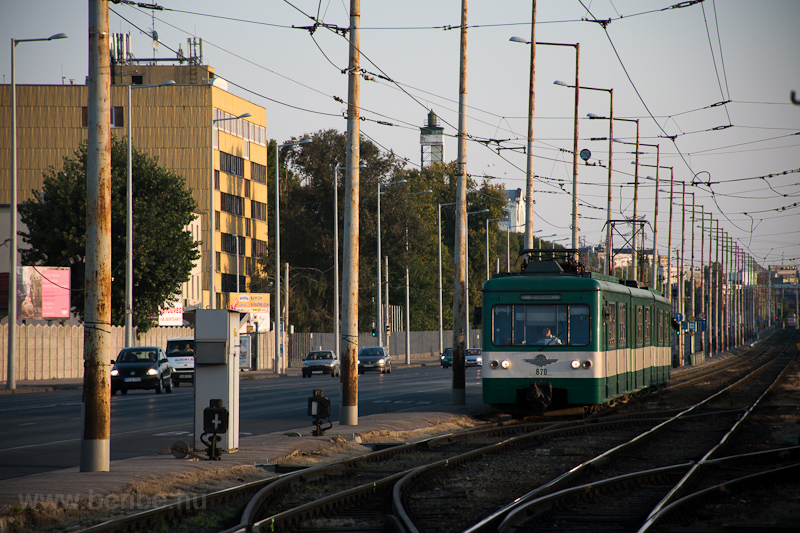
(1, 65), (268, 318)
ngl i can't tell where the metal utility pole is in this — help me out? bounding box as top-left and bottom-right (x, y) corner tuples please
(714, 219), (720, 353)
(523, 1), (537, 249)
(340, 0), (361, 425)
(452, 0), (469, 405)
(81, 0), (111, 472)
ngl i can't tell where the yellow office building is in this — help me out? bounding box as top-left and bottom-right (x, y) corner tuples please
(0, 66), (269, 314)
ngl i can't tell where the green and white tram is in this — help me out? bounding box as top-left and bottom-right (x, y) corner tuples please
(480, 250), (671, 411)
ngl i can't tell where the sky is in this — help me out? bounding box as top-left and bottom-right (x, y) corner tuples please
(2, 0), (799, 270)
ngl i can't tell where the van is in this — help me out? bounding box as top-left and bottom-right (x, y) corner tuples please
(166, 337), (194, 386)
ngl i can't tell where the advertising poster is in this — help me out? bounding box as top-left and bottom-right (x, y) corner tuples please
(158, 298), (184, 326)
(17, 266), (71, 320)
(229, 293), (270, 326)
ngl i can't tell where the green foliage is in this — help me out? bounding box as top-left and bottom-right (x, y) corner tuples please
(250, 130), (510, 333)
(19, 136), (199, 332)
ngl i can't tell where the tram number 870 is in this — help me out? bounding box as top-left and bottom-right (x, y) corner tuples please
(536, 369), (548, 376)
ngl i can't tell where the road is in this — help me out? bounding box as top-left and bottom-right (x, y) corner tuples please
(0, 366), (484, 480)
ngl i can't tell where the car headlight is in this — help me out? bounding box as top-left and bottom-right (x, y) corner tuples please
(147, 368), (159, 375)
(110, 369), (119, 376)
(379, 358), (385, 364)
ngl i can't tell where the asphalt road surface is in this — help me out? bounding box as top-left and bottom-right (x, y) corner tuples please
(0, 365), (484, 480)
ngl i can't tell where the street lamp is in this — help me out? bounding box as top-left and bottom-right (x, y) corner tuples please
(486, 217), (509, 281)
(604, 120), (641, 280)
(125, 80), (175, 347)
(511, 37), (580, 254)
(403, 190), (433, 364)
(376, 179), (406, 346)
(333, 164), (365, 358)
(210, 111), (251, 310)
(8, 31), (68, 391)
(438, 201), (456, 356)
(570, 86), (613, 275)
(274, 138), (310, 373)
(466, 208), (489, 348)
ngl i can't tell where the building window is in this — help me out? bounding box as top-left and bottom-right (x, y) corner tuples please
(220, 151), (244, 177)
(221, 273), (246, 294)
(221, 233), (245, 255)
(82, 106), (124, 128)
(251, 200), (267, 222)
(252, 238), (267, 259)
(220, 192), (244, 217)
(215, 211), (220, 230)
(251, 161), (266, 184)
(246, 218), (251, 237)
(245, 180), (250, 198)
(215, 252), (221, 271)
(214, 170), (220, 190)
(132, 75), (143, 85)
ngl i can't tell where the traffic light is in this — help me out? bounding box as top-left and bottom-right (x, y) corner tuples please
(371, 327), (376, 337)
(671, 318), (681, 336)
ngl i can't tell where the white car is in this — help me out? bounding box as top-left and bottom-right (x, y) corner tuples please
(166, 337), (194, 386)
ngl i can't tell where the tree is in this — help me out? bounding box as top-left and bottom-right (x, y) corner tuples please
(18, 136), (200, 333)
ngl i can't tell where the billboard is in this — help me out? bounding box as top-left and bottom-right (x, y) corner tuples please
(17, 266), (71, 320)
(158, 298), (184, 326)
(229, 293), (271, 328)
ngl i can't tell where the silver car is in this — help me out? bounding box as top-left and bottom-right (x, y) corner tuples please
(465, 348), (483, 368)
(357, 346), (392, 374)
(302, 350), (340, 378)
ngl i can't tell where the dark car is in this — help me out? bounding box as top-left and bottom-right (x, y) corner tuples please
(441, 347), (453, 368)
(357, 346), (392, 374)
(302, 350), (340, 378)
(111, 347), (172, 395)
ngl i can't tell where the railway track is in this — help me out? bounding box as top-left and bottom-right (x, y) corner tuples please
(75, 331), (799, 532)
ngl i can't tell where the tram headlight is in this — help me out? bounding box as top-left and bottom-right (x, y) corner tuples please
(571, 360), (580, 369)
(583, 360), (592, 369)
(501, 359), (511, 369)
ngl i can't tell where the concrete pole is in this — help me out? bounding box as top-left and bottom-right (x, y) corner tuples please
(376, 182), (383, 346)
(689, 193), (695, 358)
(384, 256), (389, 344)
(523, 0), (536, 250)
(333, 167), (340, 358)
(699, 207), (705, 358)
(81, 0), (111, 472)
(714, 219), (720, 352)
(125, 85), (133, 347)
(679, 182), (686, 365)
(570, 44), (580, 253)
(605, 90), (614, 275)
(452, 0), (469, 405)
(632, 121), (640, 282)
(284, 262), (289, 373)
(340, 0), (361, 425)
(666, 167), (674, 301)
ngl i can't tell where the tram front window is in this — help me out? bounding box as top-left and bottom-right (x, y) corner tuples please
(492, 304), (590, 347)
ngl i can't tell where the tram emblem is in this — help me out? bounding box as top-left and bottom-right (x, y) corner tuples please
(524, 354), (558, 367)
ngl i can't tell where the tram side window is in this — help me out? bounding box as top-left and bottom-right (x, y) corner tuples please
(606, 304), (617, 349)
(493, 305), (513, 346)
(644, 307), (651, 344)
(569, 306), (590, 346)
(636, 306), (643, 346)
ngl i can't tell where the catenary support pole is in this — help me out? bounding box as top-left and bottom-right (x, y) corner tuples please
(81, 0), (111, 472)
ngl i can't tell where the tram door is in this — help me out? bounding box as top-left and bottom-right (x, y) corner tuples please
(605, 302), (618, 399)
(619, 303), (629, 392)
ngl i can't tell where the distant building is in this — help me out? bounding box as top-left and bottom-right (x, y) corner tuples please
(0, 34), (268, 315)
(419, 110), (444, 168)
(499, 188), (523, 233)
